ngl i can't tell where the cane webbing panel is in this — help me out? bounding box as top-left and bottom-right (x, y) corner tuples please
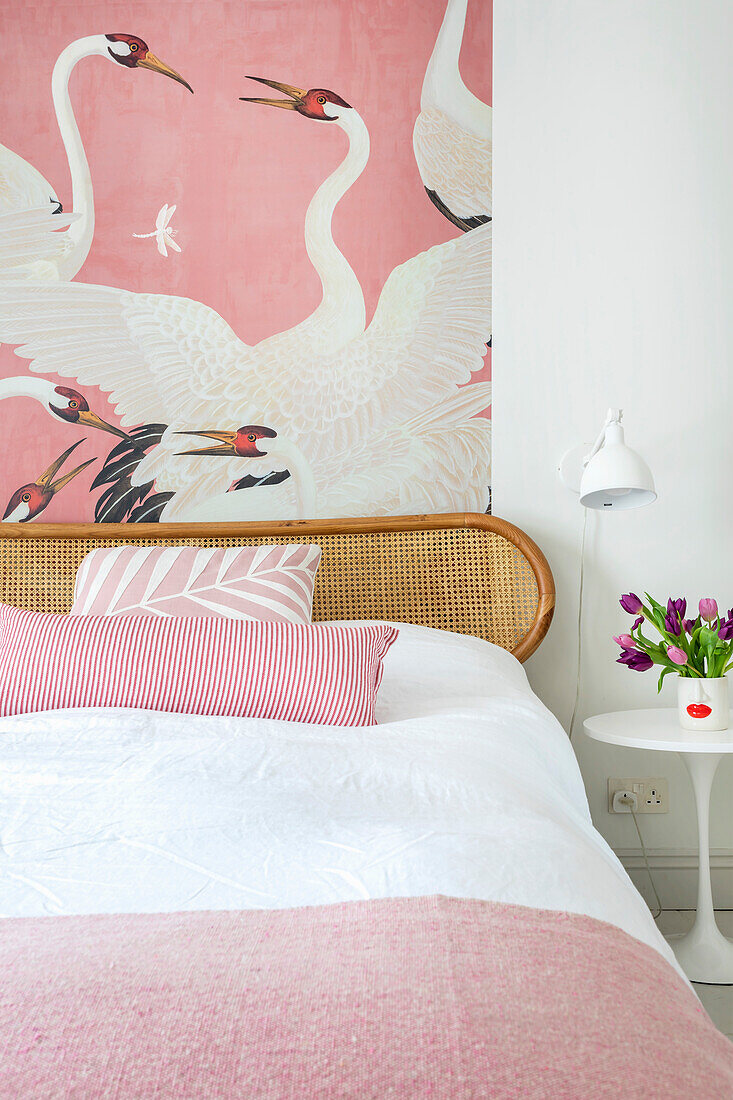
(0, 516), (554, 659)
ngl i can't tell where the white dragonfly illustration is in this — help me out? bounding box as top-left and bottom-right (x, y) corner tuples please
(132, 203), (181, 257)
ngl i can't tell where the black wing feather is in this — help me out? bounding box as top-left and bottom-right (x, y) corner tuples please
(92, 423), (168, 523)
(127, 492), (176, 524)
(424, 188), (491, 233)
(230, 470), (291, 492)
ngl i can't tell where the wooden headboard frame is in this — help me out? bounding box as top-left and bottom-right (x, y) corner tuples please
(0, 513), (555, 662)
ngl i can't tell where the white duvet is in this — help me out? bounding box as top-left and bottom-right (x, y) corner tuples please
(0, 621), (677, 971)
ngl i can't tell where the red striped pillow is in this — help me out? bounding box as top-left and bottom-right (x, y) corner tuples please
(0, 604), (398, 726)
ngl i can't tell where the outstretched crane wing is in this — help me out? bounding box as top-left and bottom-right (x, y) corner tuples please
(0, 208), (79, 281)
(307, 221), (491, 457)
(0, 282), (252, 428)
(0, 145), (78, 279)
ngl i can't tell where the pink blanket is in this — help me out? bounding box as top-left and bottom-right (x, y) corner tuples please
(1, 896), (731, 1099)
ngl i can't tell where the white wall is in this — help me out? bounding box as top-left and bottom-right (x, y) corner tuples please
(493, 0), (733, 906)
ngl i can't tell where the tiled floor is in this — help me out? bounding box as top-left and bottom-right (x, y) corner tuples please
(657, 910), (733, 1038)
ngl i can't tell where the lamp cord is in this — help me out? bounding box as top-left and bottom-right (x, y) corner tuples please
(567, 507), (663, 919)
(568, 509), (589, 741)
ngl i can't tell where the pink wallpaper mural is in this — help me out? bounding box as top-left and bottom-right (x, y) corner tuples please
(0, 0), (491, 523)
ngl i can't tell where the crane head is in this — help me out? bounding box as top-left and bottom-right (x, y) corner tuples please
(175, 425), (278, 459)
(2, 440), (95, 523)
(2, 482), (52, 523)
(104, 35), (193, 92)
(48, 386), (127, 438)
(240, 78), (351, 121)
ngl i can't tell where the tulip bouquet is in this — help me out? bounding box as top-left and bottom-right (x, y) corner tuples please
(615, 593), (733, 690)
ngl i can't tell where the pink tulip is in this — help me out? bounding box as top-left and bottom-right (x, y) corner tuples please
(613, 634), (636, 649)
(699, 598), (718, 622)
(667, 645), (687, 666)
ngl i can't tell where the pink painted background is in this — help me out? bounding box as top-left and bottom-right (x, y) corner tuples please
(0, 0), (491, 521)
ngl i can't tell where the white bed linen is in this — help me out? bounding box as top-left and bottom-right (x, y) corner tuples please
(0, 621), (677, 972)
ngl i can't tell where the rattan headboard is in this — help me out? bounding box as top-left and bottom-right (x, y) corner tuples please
(0, 513), (554, 662)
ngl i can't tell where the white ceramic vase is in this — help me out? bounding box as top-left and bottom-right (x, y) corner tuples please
(677, 676), (729, 731)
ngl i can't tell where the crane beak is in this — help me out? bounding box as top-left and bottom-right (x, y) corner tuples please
(239, 76), (306, 109)
(175, 429), (239, 456)
(76, 410), (128, 439)
(47, 458), (96, 494)
(36, 439), (95, 493)
(138, 52), (194, 94)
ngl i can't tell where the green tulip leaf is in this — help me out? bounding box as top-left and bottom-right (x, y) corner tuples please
(657, 666), (675, 693)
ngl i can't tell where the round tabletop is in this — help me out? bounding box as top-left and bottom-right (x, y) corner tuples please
(583, 709), (733, 753)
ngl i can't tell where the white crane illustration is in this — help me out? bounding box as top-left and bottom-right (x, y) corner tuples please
(0, 78), (491, 522)
(413, 0), (492, 231)
(169, 381), (491, 521)
(0, 376), (125, 437)
(2, 439), (95, 523)
(0, 34), (191, 282)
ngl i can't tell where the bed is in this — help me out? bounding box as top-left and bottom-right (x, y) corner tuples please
(1, 513), (731, 1099)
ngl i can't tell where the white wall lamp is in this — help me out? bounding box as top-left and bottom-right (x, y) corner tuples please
(560, 409), (656, 742)
(559, 408), (657, 510)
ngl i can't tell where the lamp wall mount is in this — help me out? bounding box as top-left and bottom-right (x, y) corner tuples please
(558, 444), (594, 494)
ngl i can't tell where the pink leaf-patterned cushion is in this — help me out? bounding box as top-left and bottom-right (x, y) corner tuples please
(71, 545), (321, 623)
(0, 604), (398, 724)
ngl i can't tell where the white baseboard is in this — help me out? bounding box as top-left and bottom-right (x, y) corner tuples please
(615, 847), (733, 909)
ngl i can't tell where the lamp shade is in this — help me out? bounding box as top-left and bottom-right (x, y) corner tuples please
(578, 421), (656, 510)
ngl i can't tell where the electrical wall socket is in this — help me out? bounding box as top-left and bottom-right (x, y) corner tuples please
(608, 777), (669, 814)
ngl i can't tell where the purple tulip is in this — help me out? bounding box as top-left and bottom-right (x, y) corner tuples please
(664, 612), (682, 636)
(620, 593), (643, 615)
(632, 616), (644, 631)
(613, 634), (636, 649)
(667, 597), (687, 619)
(719, 615), (733, 641)
(699, 598), (719, 622)
(682, 619), (695, 634)
(617, 648), (653, 672)
(667, 645), (687, 666)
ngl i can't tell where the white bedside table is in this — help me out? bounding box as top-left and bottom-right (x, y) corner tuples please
(584, 709), (733, 985)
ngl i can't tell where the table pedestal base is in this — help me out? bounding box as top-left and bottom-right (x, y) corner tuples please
(669, 922), (733, 985)
(666, 751), (733, 984)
